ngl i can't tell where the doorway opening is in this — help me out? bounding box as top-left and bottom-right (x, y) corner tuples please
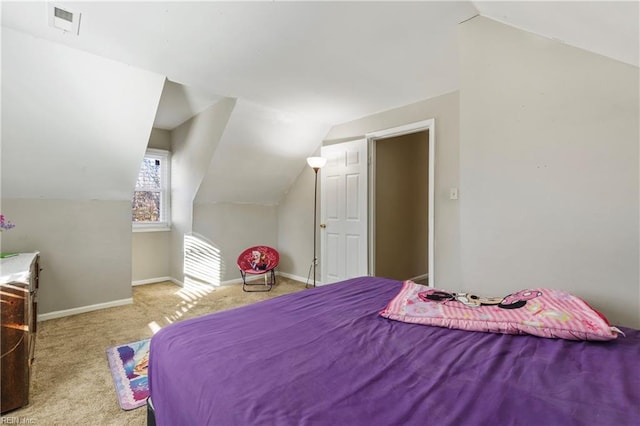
(367, 119), (435, 287)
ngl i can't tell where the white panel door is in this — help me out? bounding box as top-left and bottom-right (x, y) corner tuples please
(320, 139), (368, 284)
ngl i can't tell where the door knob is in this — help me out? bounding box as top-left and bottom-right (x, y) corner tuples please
(320, 224), (327, 228)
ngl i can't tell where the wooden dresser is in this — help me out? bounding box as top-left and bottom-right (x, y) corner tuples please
(1, 252), (40, 414)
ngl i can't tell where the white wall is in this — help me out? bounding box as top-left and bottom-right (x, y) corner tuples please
(132, 231), (171, 283)
(193, 202), (278, 283)
(170, 98), (236, 283)
(458, 17), (639, 327)
(277, 166), (316, 280)
(1, 200), (133, 313)
(321, 92), (462, 287)
(132, 128), (172, 283)
(147, 128), (172, 151)
(1, 28), (164, 315)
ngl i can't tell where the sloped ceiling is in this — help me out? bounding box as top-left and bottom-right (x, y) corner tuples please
(195, 99), (330, 205)
(1, 26), (164, 200)
(2, 1), (638, 204)
(473, 1), (639, 67)
(154, 80), (224, 130)
(0, 1), (482, 126)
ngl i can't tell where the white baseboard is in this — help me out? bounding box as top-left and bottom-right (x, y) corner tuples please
(169, 277), (183, 287)
(39, 298), (133, 322)
(220, 272), (310, 286)
(132, 276), (173, 286)
(220, 277), (244, 286)
(39, 271), (314, 322)
(277, 271), (318, 286)
(175, 272), (312, 287)
(409, 273), (429, 282)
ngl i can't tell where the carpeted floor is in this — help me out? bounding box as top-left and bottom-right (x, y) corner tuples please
(2, 277), (305, 425)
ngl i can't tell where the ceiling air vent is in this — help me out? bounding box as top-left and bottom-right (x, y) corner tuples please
(48, 3), (81, 35)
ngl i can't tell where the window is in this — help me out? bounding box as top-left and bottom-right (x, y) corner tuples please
(132, 148), (171, 231)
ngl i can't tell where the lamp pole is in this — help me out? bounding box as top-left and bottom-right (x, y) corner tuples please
(306, 157), (326, 288)
(312, 166), (319, 287)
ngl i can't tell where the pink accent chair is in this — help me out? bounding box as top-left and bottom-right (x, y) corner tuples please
(237, 246), (279, 292)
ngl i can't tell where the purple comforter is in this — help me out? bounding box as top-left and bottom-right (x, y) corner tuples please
(149, 277), (640, 426)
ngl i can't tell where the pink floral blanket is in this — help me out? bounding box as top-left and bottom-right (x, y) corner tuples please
(380, 281), (622, 341)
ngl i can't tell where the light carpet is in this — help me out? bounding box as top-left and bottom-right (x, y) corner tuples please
(2, 278), (304, 425)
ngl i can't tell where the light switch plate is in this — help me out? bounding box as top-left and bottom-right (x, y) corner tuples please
(449, 187), (458, 200)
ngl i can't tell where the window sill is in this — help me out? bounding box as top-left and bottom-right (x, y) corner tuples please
(132, 225), (171, 233)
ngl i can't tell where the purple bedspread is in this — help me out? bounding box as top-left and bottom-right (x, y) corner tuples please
(149, 277), (640, 426)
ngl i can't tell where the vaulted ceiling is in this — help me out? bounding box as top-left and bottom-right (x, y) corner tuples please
(2, 1), (638, 203)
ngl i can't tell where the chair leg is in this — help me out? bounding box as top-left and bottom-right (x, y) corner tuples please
(241, 270), (248, 292)
(241, 269), (275, 292)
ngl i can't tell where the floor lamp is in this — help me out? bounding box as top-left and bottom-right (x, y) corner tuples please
(306, 156), (327, 288)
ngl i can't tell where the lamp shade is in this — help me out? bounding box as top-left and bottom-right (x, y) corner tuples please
(306, 157), (327, 169)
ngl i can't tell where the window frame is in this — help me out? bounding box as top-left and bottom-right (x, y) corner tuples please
(132, 148), (171, 232)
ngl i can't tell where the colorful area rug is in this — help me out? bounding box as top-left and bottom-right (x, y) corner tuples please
(106, 338), (150, 410)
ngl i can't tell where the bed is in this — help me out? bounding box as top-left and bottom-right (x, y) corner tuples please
(148, 276), (640, 425)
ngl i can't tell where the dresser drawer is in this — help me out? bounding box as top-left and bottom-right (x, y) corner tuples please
(1, 252), (39, 414)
